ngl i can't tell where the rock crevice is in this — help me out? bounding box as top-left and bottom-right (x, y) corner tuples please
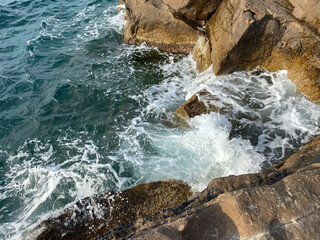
(123, 0), (320, 103)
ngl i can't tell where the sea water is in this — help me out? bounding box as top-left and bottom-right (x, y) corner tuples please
(0, 0), (319, 239)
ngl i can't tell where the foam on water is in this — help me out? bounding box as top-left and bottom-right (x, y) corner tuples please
(1, 2), (320, 240)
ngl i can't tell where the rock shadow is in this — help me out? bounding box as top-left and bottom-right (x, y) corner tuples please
(181, 204), (240, 240)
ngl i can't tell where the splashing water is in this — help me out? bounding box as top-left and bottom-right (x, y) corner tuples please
(0, 0), (319, 239)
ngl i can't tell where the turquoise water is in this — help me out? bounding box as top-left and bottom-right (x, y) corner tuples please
(0, 0), (319, 239)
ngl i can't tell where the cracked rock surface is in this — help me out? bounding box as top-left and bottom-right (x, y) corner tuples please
(125, 135), (320, 240)
(123, 0), (320, 103)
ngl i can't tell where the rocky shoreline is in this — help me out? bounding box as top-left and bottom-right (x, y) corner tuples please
(124, 0), (320, 104)
(26, 135), (320, 240)
(26, 0), (319, 239)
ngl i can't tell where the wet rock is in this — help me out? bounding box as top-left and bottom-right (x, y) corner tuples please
(127, 135), (320, 240)
(124, 0), (199, 53)
(206, 0), (320, 103)
(271, 134), (320, 173)
(25, 180), (192, 240)
(175, 90), (223, 120)
(192, 34), (212, 73)
(124, 0), (320, 103)
(175, 91), (209, 120)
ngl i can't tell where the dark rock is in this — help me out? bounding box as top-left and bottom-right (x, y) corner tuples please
(162, 0), (223, 27)
(175, 90), (220, 120)
(25, 180), (192, 240)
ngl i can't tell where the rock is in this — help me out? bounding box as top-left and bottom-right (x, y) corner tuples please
(162, 0), (223, 26)
(272, 134), (320, 173)
(206, 0), (320, 103)
(192, 34), (212, 73)
(207, 0), (290, 74)
(175, 90), (209, 120)
(124, 0), (199, 53)
(289, 0), (320, 35)
(175, 90), (222, 120)
(25, 180), (192, 240)
(127, 135), (320, 240)
(123, 0), (320, 103)
(263, 22), (320, 103)
(117, 0), (125, 10)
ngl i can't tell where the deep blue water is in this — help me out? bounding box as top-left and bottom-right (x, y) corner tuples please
(0, 0), (319, 239)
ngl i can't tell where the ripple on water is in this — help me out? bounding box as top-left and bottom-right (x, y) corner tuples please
(0, 1), (320, 240)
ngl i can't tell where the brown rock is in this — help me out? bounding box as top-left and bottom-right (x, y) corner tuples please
(175, 90), (223, 120)
(207, 0), (292, 74)
(207, 0), (320, 103)
(162, 0), (223, 26)
(175, 91), (209, 120)
(192, 34), (212, 73)
(25, 180), (192, 240)
(263, 22), (320, 103)
(124, 0), (199, 53)
(289, 0), (320, 35)
(273, 134), (320, 173)
(129, 135), (320, 240)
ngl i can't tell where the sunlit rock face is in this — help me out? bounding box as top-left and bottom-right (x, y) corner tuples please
(123, 0), (320, 103)
(115, 136), (320, 240)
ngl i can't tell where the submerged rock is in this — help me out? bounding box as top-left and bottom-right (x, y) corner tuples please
(25, 180), (191, 240)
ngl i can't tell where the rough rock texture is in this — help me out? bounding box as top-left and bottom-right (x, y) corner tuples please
(162, 0), (223, 26)
(289, 0), (320, 35)
(207, 0), (320, 103)
(25, 181), (191, 240)
(175, 90), (211, 120)
(124, 135), (320, 240)
(123, 0), (320, 103)
(274, 134), (320, 173)
(192, 34), (212, 72)
(124, 0), (199, 53)
(26, 135), (320, 239)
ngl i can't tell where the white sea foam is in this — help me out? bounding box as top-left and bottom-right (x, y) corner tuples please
(3, 3), (320, 240)
(0, 136), (126, 240)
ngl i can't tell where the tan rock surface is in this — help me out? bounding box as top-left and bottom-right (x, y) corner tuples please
(289, 0), (320, 35)
(129, 135), (320, 240)
(206, 0), (320, 103)
(175, 90), (210, 120)
(124, 0), (199, 53)
(192, 34), (212, 73)
(123, 0), (320, 102)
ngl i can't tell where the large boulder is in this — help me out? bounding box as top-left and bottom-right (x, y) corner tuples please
(123, 0), (320, 103)
(124, 135), (320, 239)
(124, 0), (199, 53)
(25, 180), (192, 240)
(206, 0), (320, 103)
